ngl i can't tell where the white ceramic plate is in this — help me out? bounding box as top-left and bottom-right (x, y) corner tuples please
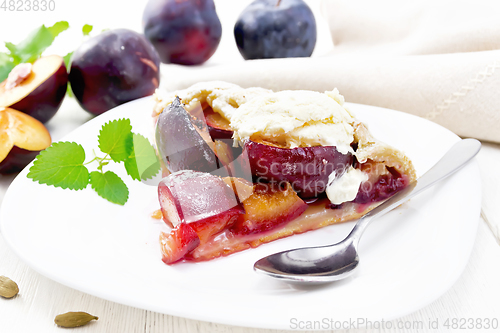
(0, 97), (481, 330)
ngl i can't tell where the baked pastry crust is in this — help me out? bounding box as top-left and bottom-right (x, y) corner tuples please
(354, 121), (416, 181)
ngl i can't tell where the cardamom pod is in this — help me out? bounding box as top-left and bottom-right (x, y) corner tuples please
(0, 276), (19, 298)
(54, 312), (98, 328)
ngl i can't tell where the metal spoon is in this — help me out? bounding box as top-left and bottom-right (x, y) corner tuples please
(254, 138), (481, 284)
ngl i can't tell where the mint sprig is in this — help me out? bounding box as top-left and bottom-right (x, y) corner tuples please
(27, 118), (160, 205)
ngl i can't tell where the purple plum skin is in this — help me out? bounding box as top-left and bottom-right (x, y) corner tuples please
(69, 29), (160, 116)
(143, 0), (222, 65)
(234, 0), (317, 60)
(156, 97), (220, 173)
(207, 125), (233, 140)
(0, 146), (40, 174)
(159, 170), (241, 224)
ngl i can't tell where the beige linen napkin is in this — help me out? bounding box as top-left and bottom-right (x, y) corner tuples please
(160, 0), (500, 143)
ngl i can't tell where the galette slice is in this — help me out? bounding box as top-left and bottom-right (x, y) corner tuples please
(153, 82), (416, 264)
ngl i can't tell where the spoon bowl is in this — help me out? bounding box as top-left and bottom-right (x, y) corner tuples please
(255, 241), (359, 283)
(254, 139), (481, 284)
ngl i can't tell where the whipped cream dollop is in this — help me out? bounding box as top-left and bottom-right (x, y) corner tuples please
(326, 167), (368, 205)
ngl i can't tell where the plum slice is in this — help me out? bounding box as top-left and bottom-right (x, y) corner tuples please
(158, 170), (310, 263)
(0, 108), (51, 174)
(157, 170), (310, 263)
(158, 170), (244, 264)
(353, 162), (411, 204)
(160, 223), (200, 264)
(183, 180), (308, 262)
(244, 140), (353, 198)
(0, 55), (68, 123)
(229, 182), (308, 236)
(156, 97), (245, 176)
(203, 105), (233, 140)
(158, 170), (241, 225)
(156, 97), (221, 173)
(200, 104), (244, 169)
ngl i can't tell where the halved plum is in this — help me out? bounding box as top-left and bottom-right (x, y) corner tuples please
(0, 108), (51, 174)
(244, 140), (353, 198)
(0, 56), (68, 123)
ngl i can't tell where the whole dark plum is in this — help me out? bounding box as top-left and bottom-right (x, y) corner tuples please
(143, 0), (222, 65)
(234, 0), (317, 60)
(69, 29), (160, 116)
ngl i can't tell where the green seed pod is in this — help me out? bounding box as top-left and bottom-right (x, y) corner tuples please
(54, 311), (98, 328)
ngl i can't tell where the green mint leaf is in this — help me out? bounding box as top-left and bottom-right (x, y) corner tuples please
(64, 82), (73, 97)
(98, 119), (133, 162)
(90, 171), (129, 205)
(82, 24), (93, 36)
(47, 21), (70, 39)
(6, 21), (69, 64)
(66, 82), (74, 97)
(27, 142), (89, 190)
(0, 52), (14, 82)
(62, 51), (74, 97)
(124, 134), (161, 181)
(63, 51), (73, 68)
(4, 43), (21, 64)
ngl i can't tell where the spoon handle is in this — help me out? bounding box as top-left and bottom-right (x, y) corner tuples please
(347, 138), (481, 245)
